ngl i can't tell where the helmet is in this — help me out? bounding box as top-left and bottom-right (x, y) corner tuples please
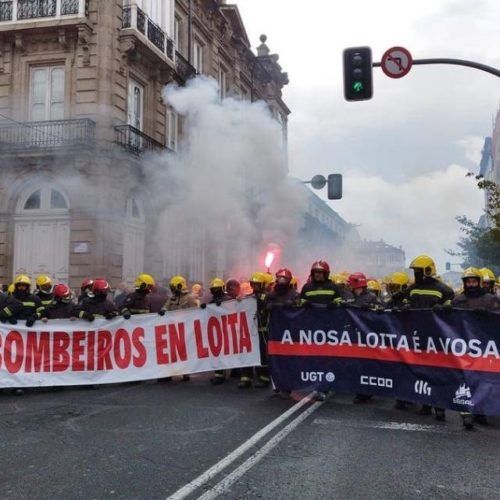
(348, 272), (367, 289)
(332, 274), (348, 285)
(410, 255), (436, 277)
(81, 278), (94, 291)
(462, 267), (482, 285)
(367, 280), (381, 293)
(14, 274), (31, 287)
(390, 272), (410, 287)
(226, 279), (241, 290)
(7, 284), (14, 295)
(276, 268), (292, 284)
(479, 267), (496, 283)
(53, 284), (71, 300)
(170, 275), (187, 292)
(290, 276), (298, 286)
(210, 278), (225, 289)
(36, 274), (52, 287)
(134, 273), (155, 289)
(250, 272), (266, 284)
(92, 279), (110, 295)
(310, 260), (330, 275)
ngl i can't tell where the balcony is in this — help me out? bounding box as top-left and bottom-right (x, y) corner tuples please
(114, 124), (172, 156)
(122, 4), (175, 65)
(0, 0), (89, 22)
(0, 118), (95, 152)
(175, 50), (196, 84)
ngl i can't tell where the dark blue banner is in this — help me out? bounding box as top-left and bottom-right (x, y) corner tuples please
(268, 307), (500, 415)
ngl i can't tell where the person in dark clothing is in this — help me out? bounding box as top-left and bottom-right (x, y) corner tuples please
(300, 260), (343, 308)
(42, 284), (92, 320)
(12, 275), (44, 326)
(78, 279), (119, 319)
(405, 255), (454, 420)
(149, 285), (169, 313)
(385, 272), (410, 309)
(34, 274), (54, 308)
(452, 267), (499, 429)
(78, 278), (94, 304)
(121, 273), (155, 318)
(0, 292), (22, 324)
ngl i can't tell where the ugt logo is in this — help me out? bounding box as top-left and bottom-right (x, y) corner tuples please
(414, 380), (432, 396)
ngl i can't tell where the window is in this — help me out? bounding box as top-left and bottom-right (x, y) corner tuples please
(218, 66), (227, 100)
(174, 16), (181, 50)
(30, 66), (65, 121)
(24, 190), (41, 210)
(19, 187), (69, 213)
(167, 108), (178, 151)
(193, 41), (203, 74)
(127, 79), (144, 130)
(50, 189), (68, 209)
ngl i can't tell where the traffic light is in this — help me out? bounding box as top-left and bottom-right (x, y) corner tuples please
(343, 47), (373, 101)
(327, 174), (342, 200)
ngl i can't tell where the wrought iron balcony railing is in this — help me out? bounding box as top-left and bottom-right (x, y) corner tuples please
(175, 50), (196, 84)
(114, 124), (171, 156)
(0, 0), (88, 22)
(0, 118), (95, 152)
(122, 4), (175, 63)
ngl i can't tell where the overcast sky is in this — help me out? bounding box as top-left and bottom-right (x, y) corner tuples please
(234, 0), (500, 271)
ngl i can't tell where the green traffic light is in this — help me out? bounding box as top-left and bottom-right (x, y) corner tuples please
(353, 81), (364, 92)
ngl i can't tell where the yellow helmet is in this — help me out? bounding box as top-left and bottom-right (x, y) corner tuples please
(7, 283), (14, 295)
(263, 272), (274, 285)
(170, 275), (187, 291)
(134, 273), (155, 289)
(250, 272), (266, 284)
(332, 274), (347, 285)
(479, 267), (496, 282)
(36, 274), (52, 287)
(462, 267), (482, 281)
(367, 280), (381, 293)
(409, 255), (436, 277)
(14, 274), (31, 286)
(210, 278), (225, 289)
(390, 272), (410, 287)
(290, 276), (298, 286)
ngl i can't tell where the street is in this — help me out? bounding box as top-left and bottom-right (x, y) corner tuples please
(1, 375), (499, 500)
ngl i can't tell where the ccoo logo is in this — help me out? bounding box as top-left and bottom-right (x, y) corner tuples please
(414, 380), (431, 396)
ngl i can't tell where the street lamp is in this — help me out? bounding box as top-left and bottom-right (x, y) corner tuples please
(304, 174), (343, 200)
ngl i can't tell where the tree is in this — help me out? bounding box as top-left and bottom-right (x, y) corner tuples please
(449, 175), (500, 274)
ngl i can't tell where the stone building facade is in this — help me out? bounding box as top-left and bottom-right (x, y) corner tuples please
(0, 0), (289, 288)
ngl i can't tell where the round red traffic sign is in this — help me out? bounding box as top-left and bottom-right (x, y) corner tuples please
(381, 46), (413, 79)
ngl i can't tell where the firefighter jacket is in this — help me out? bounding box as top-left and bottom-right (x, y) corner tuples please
(386, 291), (407, 309)
(208, 292), (231, 305)
(121, 290), (152, 315)
(348, 289), (382, 309)
(43, 301), (79, 320)
(405, 278), (455, 308)
(300, 280), (343, 306)
(78, 291), (91, 304)
(12, 291), (44, 320)
(164, 292), (198, 311)
(266, 285), (300, 309)
(451, 290), (500, 311)
(35, 290), (54, 308)
(253, 291), (270, 336)
(0, 293), (23, 322)
(79, 295), (119, 319)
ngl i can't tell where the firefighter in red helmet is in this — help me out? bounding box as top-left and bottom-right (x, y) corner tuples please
(78, 279), (119, 320)
(78, 278), (94, 304)
(300, 261), (343, 308)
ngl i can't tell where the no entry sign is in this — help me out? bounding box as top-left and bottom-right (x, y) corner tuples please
(381, 46), (413, 78)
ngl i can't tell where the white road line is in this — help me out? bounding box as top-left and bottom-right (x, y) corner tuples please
(197, 401), (323, 500)
(313, 418), (453, 433)
(166, 393), (317, 500)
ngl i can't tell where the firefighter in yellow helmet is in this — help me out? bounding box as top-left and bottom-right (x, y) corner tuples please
(479, 268), (496, 294)
(263, 272), (274, 292)
(239, 272), (271, 389)
(386, 272), (410, 309)
(161, 276), (198, 313)
(404, 255), (454, 420)
(12, 274), (44, 327)
(367, 279), (381, 297)
(34, 274), (54, 307)
(121, 273), (156, 318)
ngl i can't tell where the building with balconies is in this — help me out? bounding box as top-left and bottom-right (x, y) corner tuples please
(0, 0), (289, 288)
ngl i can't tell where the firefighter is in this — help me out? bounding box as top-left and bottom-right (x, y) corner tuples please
(479, 268), (496, 294)
(238, 272), (271, 389)
(206, 278), (233, 386)
(347, 273), (382, 309)
(367, 279), (382, 298)
(300, 261), (343, 308)
(263, 272), (275, 293)
(451, 267), (499, 430)
(386, 271), (410, 309)
(42, 284), (86, 320)
(78, 278), (94, 304)
(78, 279), (119, 319)
(160, 276), (198, 312)
(12, 275), (44, 327)
(121, 273), (155, 318)
(0, 289), (22, 324)
(406, 255), (454, 420)
(34, 274), (54, 308)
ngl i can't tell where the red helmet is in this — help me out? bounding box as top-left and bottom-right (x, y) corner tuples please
(311, 260), (330, 275)
(54, 284), (71, 300)
(92, 279), (110, 295)
(81, 278), (94, 291)
(348, 272), (368, 289)
(276, 268), (293, 283)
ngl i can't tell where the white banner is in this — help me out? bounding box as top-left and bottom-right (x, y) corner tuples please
(0, 298), (260, 388)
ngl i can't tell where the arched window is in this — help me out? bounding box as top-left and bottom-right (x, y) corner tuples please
(17, 187), (69, 214)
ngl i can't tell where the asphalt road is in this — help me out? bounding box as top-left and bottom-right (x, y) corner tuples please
(1, 375), (499, 500)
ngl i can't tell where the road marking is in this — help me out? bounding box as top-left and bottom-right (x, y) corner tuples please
(166, 393), (317, 500)
(313, 418), (453, 433)
(197, 401), (322, 500)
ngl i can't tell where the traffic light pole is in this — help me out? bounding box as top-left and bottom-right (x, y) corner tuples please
(373, 58), (500, 78)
